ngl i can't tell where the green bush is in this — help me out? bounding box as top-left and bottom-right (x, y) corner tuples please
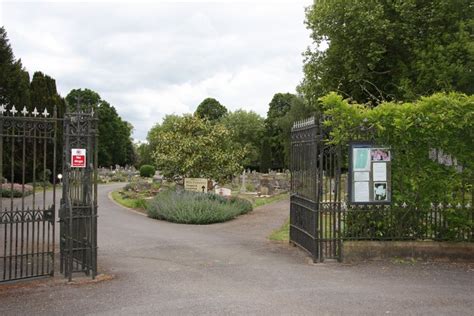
(0, 183), (34, 198)
(147, 190), (253, 224)
(321, 92), (473, 205)
(139, 165), (156, 178)
(320, 92), (473, 240)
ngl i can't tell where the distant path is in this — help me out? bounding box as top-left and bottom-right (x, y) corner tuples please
(0, 183), (473, 315)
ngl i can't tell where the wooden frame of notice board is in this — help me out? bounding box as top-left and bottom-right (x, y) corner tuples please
(348, 142), (392, 205)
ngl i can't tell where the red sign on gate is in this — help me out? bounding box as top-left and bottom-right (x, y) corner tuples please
(71, 148), (86, 168)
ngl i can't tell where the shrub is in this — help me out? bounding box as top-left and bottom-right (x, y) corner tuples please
(0, 183), (34, 198)
(139, 165), (156, 178)
(147, 190), (252, 224)
(124, 180), (152, 192)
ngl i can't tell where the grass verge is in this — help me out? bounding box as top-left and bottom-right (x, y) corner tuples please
(111, 191), (147, 211)
(239, 192), (289, 208)
(269, 218), (290, 242)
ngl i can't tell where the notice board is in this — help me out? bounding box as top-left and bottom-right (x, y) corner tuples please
(349, 143), (391, 204)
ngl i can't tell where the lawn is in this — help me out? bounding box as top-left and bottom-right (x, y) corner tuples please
(239, 192), (289, 208)
(111, 190), (148, 211)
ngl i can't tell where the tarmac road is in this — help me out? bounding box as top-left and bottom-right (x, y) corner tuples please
(0, 183), (473, 315)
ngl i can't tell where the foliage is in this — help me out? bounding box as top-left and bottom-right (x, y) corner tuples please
(0, 29), (65, 183)
(112, 180), (161, 211)
(135, 142), (154, 168)
(320, 92), (473, 238)
(276, 96), (317, 167)
(264, 93), (298, 169)
(0, 27), (30, 109)
(151, 115), (246, 183)
(111, 191), (147, 211)
(0, 183), (34, 198)
(221, 109), (265, 168)
(123, 179), (160, 195)
(147, 190), (253, 224)
(65, 89), (135, 167)
(300, 0), (473, 105)
(139, 165), (156, 178)
(141, 114), (182, 167)
(195, 97), (228, 121)
(65, 88), (100, 110)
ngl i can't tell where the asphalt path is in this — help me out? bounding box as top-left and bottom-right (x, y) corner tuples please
(0, 183), (473, 315)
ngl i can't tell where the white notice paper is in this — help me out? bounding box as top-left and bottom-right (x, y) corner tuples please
(373, 162), (387, 181)
(354, 171), (370, 181)
(354, 181), (370, 202)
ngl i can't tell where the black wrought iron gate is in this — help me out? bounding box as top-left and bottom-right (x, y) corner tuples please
(0, 105), (58, 282)
(1, 103), (98, 283)
(290, 116), (344, 262)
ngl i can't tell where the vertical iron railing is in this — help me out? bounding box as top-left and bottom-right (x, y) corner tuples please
(290, 114), (473, 263)
(59, 103), (98, 281)
(290, 116), (345, 262)
(0, 104), (57, 282)
(289, 117), (321, 261)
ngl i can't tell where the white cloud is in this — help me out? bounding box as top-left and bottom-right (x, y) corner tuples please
(2, 0), (313, 141)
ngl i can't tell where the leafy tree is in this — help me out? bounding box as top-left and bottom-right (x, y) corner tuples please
(264, 93), (297, 170)
(0, 29), (65, 183)
(301, 0), (474, 105)
(30, 71), (66, 116)
(277, 96), (316, 166)
(0, 27), (30, 108)
(221, 110), (265, 169)
(30, 72), (66, 181)
(135, 142), (153, 168)
(137, 114), (183, 168)
(195, 97), (227, 121)
(152, 115), (246, 183)
(65, 88), (100, 110)
(65, 89), (135, 167)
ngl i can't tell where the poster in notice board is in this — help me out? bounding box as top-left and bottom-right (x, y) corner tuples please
(349, 143), (391, 205)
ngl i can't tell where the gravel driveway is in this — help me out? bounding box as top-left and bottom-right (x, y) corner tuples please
(0, 183), (473, 315)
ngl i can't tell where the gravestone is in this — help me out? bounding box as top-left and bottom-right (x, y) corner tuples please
(216, 187), (232, 197)
(240, 170), (247, 192)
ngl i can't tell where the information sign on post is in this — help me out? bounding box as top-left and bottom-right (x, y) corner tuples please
(184, 178), (208, 193)
(349, 143), (391, 204)
(71, 148), (87, 168)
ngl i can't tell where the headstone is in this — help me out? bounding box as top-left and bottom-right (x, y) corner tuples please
(216, 187), (232, 197)
(240, 170), (247, 192)
(259, 175), (274, 195)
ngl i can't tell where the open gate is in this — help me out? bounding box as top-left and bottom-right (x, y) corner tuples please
(290, 116), (344, 262)
(0, 102), (98, 283)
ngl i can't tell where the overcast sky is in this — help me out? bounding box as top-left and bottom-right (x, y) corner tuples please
(1, 0), (313, 141)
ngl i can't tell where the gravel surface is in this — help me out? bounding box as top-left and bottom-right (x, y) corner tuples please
(0, 183), (473, 315)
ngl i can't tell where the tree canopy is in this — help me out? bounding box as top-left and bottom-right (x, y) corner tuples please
(65, 89), (135, 167)
(65, 88), (101, 110)
(0, 27), (31, 108)
(152, 115), (245, 183)
(300, 0), (474, 105)
(195, 97), (228, 121)
(221, 110), (265, 168)
(263, 93), (298, 170)
(0, 28), (66, 181)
